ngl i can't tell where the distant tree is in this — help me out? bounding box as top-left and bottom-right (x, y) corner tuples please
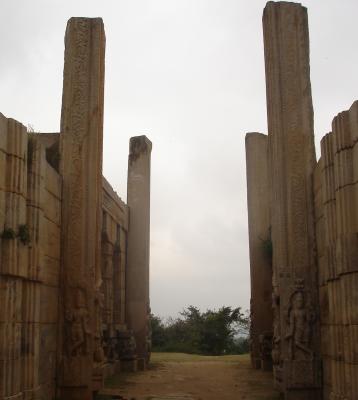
(150, 306), (249, 356)
(150, 314), (166, 349)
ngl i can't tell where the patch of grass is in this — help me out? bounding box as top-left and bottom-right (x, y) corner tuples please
(151, 352), (250, 363)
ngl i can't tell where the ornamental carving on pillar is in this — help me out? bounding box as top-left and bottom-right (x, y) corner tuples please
(65, 289), (91, 357)
(285, 279), (315, 361)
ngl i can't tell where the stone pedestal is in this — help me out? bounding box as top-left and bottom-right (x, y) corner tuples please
(126, 136), (152, 361)
(245, 132), (273, 370)
(263, 2), (321, 398)
(59, 17), (105, 400)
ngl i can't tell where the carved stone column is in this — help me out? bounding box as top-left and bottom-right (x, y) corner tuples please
(263, 2), (321, 398)
(59, 17), (105, 400)
(245, 132), (273, 371)
(126, 136), (152, 364)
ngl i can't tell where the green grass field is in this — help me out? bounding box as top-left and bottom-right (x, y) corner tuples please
(150, 352), (250, 363)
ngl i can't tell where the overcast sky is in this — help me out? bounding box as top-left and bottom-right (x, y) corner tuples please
(1, 0), (357, 318)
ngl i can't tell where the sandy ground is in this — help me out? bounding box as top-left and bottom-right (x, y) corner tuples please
(97, 353), (280, 400)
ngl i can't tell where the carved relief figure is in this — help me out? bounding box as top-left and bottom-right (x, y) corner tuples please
(65, 289), (91, 357)
(285, 284), (314, 360)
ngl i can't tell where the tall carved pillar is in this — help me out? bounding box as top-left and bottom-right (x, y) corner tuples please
(126, 136), (152, 363)
(59, 17), (105, 400)
(245, 132), (273, 371)
(263, 2), (321, 398)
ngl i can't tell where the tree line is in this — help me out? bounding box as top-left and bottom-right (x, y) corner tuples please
(150, 305), (249, 356)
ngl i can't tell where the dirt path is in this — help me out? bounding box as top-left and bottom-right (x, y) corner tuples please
(97, 353), (279, 400)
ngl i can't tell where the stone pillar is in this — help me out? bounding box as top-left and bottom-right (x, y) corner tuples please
(245, 132), (273, 371)
(126, 136), (152, 363)
(263, 2), (321, 398)
(59, 17), (105, 400)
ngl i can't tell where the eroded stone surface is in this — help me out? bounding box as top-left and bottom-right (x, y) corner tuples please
(245, 132), (273, 371)
(126, 136), (152, 363)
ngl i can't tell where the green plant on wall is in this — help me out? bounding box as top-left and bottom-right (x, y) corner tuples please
(1, 227), (16, 240)
(18, 224), (31, 245)
(0, 225), (31, 245)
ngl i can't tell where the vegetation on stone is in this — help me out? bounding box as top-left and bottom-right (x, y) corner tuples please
(18, 224), (31, 245)
(1, 227), (16, 240)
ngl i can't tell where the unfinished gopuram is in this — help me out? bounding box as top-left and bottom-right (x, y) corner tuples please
(0, 18), (151, 400)
(246, 2), (358, 400)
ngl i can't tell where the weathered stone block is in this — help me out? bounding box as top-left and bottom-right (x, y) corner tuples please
(39, 324), (57, 385)
(44, 219), (60, 260)
(45, 165), (61, 201)
(0, 278), (22, 323)
(40, 286), (58, 324)
(38, 255), (60, 287)
(341, 274), (358, 325)
(0, 322), (21, 361)
(43, 190), (61, 226)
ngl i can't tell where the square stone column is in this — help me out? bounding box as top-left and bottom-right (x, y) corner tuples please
(126, 136), (152, 363)
(59, 17), (105, 400)
(245, 132), (273, 371)
(263, 2), (321, 398)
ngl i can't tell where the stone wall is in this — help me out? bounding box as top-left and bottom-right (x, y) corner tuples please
(0, 117), (62, 399)
(101, 177), (129, 362)
(315, 101), (358, 400)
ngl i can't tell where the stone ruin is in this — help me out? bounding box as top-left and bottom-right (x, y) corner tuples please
(0, 18), (151, 400)
(246, 2), (358, 400)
